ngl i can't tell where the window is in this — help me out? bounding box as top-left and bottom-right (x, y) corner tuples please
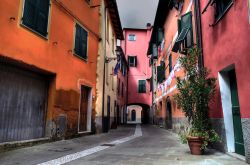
(128, 56), (137, 67)
(202, 0), (233, 25)
(138, 80), (146, 93)
(169, 54), (172, 73)
(21, 0), (50, 37)
(157, 65), (165, 83)
(117, 79), (120, 95)
(172, 12), (193, 53)
(128, 34), (136, 41)
(122, 82), (124, 97)
(215, 0), (233, 22)
(74, 23), (88, 59)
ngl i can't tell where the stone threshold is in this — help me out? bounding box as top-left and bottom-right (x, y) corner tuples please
(227, 152), (246, 162)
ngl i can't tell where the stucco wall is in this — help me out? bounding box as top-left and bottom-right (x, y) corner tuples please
(0, 0), (100, 137)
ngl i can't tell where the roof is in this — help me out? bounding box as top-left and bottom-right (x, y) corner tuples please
(147, 0), (171, 55)
(106, 0), (124, 40)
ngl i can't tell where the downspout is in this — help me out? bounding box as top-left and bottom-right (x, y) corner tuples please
(194, 0), (204, 69)
(125, 30), (128, 124)
(102, 4), (107, 132)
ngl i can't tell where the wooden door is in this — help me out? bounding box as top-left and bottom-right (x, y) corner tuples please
(229, 70), (245, 156)
(0, 63), (48, 143)
(79, 86), (89, 132)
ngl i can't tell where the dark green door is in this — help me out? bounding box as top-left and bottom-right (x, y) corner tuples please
(229, 70), (245, 156)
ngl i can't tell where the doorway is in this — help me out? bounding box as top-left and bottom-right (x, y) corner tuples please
(166, 101), (173, 129)
(219, 68), (245, 156)
(228, 70), (245, 156)
(79, 86), (91, 132)
(131, 110), (136, 121)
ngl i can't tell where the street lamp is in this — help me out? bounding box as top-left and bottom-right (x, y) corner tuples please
(105, 48), (121, 63)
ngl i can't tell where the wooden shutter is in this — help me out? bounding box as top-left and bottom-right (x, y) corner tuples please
(75, 24), (81, 56)
(181, 12), (193, 48)
(134, 56), (137, 67)
(81, 28), (88, 59)
(169, 54), (172, 73)
(22, 0), (49, 36)
(36, 0), (50, 36)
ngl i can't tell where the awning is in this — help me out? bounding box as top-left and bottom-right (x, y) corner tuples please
(202, 0), (215, 14)
(172, 27), (190, 53)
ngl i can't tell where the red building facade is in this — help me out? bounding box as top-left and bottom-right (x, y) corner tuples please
(122, 27), (152, 124)
(200, 0), (250, 161)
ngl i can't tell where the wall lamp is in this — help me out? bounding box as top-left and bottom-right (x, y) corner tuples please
(105, 49), (121, 63)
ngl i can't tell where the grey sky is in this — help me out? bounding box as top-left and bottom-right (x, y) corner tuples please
(116, 0), (159, 29)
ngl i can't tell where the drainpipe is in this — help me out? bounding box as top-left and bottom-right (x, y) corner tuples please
(102, 4), (107, 132)
(194, 0), (204, 69)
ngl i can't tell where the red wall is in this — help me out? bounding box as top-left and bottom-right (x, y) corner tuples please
(200, 1), (250, 118)
(122, 29), (152, 106)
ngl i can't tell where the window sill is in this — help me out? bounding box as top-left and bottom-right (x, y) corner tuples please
(20, 23), (48, 40)
(213, 2), (233, 26)
(73, 53), (88, 62)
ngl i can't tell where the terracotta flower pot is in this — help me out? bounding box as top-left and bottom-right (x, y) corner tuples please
(187, 136), (204, 155)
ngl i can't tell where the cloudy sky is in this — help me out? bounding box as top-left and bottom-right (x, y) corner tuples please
(116, 0), (159, 29)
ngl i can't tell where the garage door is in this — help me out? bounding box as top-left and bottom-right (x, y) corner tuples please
(0, 63), (48, 143)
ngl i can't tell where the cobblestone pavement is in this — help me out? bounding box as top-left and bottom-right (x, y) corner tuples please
(0, 125), (248, 165)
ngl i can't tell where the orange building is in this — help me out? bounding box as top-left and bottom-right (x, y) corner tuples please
(0, 0), (100, 143)
(147, 0), (199, 131)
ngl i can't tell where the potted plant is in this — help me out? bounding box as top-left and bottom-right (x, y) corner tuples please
(174, 47), (220, 155)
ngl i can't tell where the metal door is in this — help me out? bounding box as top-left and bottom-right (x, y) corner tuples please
(79, 86), (89, 132)
(0, 63), (48, 143)
(229, 70), (245, 156)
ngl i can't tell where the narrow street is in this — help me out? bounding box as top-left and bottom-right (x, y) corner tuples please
(0, 125), (247, 165)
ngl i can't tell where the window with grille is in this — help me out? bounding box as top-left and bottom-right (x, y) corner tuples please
(74, 23), (88, 60)
(128, 56), (137, 67)
(128, 34), (136, 41)
(138, 80), (146, 93)
(21, 0), (50, 37)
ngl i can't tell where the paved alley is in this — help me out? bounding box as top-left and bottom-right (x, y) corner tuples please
(0, 125), (247, 165)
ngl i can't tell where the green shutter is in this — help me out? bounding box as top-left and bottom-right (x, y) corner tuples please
(152, 44), (158, 59)
(169, 54), (172, 73)
(134, 56), (137, 67)
(158, 28), (164, 44)
(157, 66), (165, 83)
(22, 0), (49, 37)
(178, 19), (182, 36)
(75, 24), (81, 55)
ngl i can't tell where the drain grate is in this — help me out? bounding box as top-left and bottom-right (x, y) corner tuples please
(48, 148), (72, 152)
(100, 143), (115, 147)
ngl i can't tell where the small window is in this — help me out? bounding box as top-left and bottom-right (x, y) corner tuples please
(117, 79), (120, 95)
(128, 56), (137, 67)
(21, 0), (50, 37)
(169, 54), (172, 73)
(138, 80), (146, 93)
(128, 34), (136, 41)
(74, 23), (88, 60)
(122, 82), (124, 97)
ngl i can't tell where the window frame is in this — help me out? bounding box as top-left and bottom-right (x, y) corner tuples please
(20, 0), (51, 39)
(138, 80), (146, 93)
(128, 56), (137, 67)
(128, 34), (136, 41)
(74, 22), (89, 61)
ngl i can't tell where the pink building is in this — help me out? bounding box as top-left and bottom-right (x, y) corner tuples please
(121, 25), (152, 124)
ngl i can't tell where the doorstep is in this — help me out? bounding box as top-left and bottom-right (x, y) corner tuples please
(0, 137), (50, 153)
(227, 152), (246, 162)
